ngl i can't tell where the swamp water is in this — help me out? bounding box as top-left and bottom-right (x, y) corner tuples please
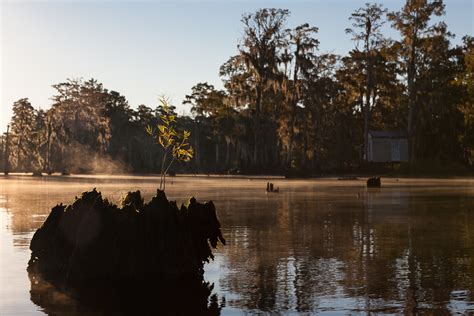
(1, 175), (474, 315)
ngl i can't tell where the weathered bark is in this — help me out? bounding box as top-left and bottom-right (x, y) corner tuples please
(28, 189), (225, 313)
(29, 189), (225, 287)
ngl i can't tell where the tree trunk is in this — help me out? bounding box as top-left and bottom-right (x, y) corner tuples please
(363, 45), (374, 163)
(407, 35), (417, 164)
(359, 90), (366, 163)
(288, 45), (301, 168)
(46, 121), (52, 173)
(225, 139), (230, 169)
(128, 139), (132, 169)
(363, 101), (370, 163)
(253, 84), (262, 168)
(301, 117), (308, 169)
(3, 125), (10, 175)
(194, 123), (201, 172)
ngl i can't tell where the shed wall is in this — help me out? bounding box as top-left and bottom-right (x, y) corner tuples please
(368, 137), (408, 162)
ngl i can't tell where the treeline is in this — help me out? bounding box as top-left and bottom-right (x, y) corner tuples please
(1, 1), (473, 175)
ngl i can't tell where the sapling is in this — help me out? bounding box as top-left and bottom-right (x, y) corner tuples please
(146, 97), (193, 190)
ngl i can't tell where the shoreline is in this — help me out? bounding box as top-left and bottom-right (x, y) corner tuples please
(1, 172), (473, 180)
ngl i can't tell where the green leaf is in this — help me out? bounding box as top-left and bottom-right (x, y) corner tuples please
(145, 125), (154, 135)
(158, 125), (166, 133)
(158, 136), (165, 147)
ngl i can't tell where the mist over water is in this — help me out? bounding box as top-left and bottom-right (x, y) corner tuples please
(1, 175), (474, 314)
(61, 142), (133, 174)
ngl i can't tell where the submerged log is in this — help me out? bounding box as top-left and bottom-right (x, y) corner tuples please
(28, 189), (225, 299)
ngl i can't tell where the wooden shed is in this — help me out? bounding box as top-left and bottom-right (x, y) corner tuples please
(367, 130), (408, 163)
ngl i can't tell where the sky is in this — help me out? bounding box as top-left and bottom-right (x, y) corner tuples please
(1, 0), (473, 133)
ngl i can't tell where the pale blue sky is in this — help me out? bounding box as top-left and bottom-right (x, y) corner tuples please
(1, 0), (473, 133)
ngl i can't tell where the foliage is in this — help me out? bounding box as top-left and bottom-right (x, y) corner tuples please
(388, 0), (446, 163)
(2, 1), (473, 175)
(346, 3), (388, 162)
(146, 97), (193, 189)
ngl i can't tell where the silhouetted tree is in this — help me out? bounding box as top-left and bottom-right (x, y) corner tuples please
(388, 0), (446, 163)
(2, 4), (472, 175)
(280, 23), (319, 168)
(9, 98), (37, 171)
(238, 8), (289, 167)
(346, 3), (388, 162)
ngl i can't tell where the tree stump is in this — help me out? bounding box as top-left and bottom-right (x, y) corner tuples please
(28, 189), (225, 313)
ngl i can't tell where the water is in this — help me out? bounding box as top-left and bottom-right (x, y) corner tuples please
(1, 175), (474, 315)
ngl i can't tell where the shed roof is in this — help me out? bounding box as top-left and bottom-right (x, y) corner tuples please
(369, 130), (407, 139)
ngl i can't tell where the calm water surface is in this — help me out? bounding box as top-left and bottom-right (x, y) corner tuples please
(1, 175), (474, 315)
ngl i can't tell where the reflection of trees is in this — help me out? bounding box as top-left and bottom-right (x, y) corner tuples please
(400, 192), (474, 314)
(1, 179), (97, 236)
(217, 185), (474, 313)
(1, 177), (160, 235)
